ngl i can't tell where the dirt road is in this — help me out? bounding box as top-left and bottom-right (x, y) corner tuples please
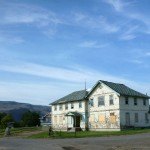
(0, 132), (150, 150)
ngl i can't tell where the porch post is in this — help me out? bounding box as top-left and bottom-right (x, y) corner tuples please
(67, 116), (68, 131)
(74, 116), (76, 131)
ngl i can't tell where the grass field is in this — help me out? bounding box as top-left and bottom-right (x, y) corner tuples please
(0, 127), (41, 138)
(28, 128), (150, 139)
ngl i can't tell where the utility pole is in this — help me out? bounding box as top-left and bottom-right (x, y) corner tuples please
(85, 79), (87, 91)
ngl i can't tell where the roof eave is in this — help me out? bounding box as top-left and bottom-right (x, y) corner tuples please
(50, 98), (86, 105)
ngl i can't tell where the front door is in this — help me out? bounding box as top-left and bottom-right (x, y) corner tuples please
(76, 116), (80, 127)
(125, 112), (130, 126)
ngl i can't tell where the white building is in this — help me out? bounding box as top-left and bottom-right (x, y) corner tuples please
(50, 80), (150, 131)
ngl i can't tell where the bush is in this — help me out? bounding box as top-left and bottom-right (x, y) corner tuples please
(1, 114), (14, 128)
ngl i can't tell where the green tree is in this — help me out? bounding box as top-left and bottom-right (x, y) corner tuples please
(0, 112), (7, 122)
(21, 111), (40, 127)
(1, 114), (14, 128)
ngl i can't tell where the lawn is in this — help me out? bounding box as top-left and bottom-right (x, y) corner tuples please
(28, 128), (150, 139)
(0, 127), (41, 138)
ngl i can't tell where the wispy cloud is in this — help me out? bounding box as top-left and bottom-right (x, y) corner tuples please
(119, 25), (138, 41)
(104, 0), (150, 35)
(145, 52), (150, 56)
(73, 12), (119, 33)
(79, 41), (108, 48)
(0, 61), (149, 103)
(0, 61), (149, 88)
(0, 81), (82, 105)
(0, 33), (24, 44)
(130, 59), (143, 64)
(0, 2), (63, 40)
(104, 0), (133, 12)
(0, 3), (62, 26)
(104, 0), (125, 12)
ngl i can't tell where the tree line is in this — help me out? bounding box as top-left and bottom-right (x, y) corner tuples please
(0, 111), (40, 128)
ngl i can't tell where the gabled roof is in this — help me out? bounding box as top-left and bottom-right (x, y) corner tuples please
(51, 90), (88, 105)
(87, 80), (149, 99)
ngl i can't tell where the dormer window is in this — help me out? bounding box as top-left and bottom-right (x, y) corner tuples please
(125, 97), (129, 105)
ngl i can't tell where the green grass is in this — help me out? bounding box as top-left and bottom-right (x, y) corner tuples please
(0, 127), (41, 138)
(28, 128), (150, 139)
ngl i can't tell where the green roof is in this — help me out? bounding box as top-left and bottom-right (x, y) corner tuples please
(51, 90), (88, 105)
(87, 80), (149, 99)
(51, 80), (149, 105)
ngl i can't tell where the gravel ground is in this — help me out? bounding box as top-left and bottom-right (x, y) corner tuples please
(0, 133), (150, 150)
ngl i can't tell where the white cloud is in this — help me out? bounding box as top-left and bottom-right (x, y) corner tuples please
(0, 61), (149, 104)
(79, 41), (108, 48)
(104, 0), (150, 35)
(120, 25), (138, 41)
(0, 2), (63, 40)
(145, 52), (150, 56)
(104, 0), (124, 12)
(130, 60), (143, 64)
(0, 81), (82, 105)
(0, 3), (62, 26)
(73, 13), (119, 33)
(0, 34), (24, 44)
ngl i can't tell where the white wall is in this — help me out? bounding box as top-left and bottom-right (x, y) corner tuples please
(88, 83), (121, 130)
(51, 100), (86, 130)
(119, 96), (150, 127)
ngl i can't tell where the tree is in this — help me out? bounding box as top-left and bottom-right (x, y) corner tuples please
(0, 112), (7, 122)
(1, 114), (14, 128)
(21, 111), (40, 127)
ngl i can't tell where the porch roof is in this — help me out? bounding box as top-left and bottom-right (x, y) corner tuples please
(65, 112), (82, 117)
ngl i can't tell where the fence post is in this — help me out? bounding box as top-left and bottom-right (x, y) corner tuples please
(60, 129), (61, 136)
(74, 127), (76, 137)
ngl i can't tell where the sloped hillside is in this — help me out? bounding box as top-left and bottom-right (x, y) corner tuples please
(0, 101), (51, 121)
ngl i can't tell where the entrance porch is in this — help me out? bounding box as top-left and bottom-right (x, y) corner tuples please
(65, 112), (82, 131)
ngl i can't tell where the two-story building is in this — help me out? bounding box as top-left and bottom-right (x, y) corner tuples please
(50, 80), (150, 131)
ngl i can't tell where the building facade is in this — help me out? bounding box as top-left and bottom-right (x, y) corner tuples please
(50, 80), (150, 131)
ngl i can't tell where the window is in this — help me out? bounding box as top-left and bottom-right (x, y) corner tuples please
(135, 113), (138, 123)
(65, 103), (68, 110)
(54, 105), (57, 111)
(98, 96), (105, 106)
(71, 103), (74, 109)
(90, 99), (94, 107)
(89, 114), (95, 122)
(109, 95), (114, 105)
(134, 98), (137, 105)
(59, 104), (63, 110)
(54, 116), (57, 124)
(145, 113), (149, 123)
(59, 116), (63, 124)
(143, 99), (147, 106)
(110, 113), (116, 123)
(99, 114), (105, 123)
(79, 101), (82, 108)
(125, 97), (129, 105)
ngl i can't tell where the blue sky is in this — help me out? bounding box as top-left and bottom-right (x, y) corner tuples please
(0, 0), (150, 105)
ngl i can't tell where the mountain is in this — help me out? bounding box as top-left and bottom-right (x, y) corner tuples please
(0, 101), (51, 121)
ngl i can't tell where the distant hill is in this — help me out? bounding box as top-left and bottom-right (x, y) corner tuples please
(0, 101), (51, 121)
